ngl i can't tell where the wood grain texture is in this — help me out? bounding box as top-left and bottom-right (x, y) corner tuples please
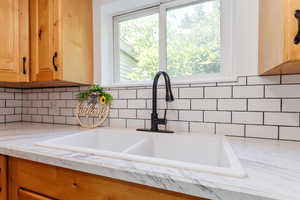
(0, 0), (29, 82)
(0, 156), (7, 200)
(9, 157), (208, 200)
(30, 0), (93, 84)
(60, 0), (94, 84)
(18, 189), (55, 200)
(30, 0), (60, 82)
(259, 0), (300, 75)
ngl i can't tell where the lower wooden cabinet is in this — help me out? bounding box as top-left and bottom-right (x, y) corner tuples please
(8, 157), (208, 200)
(0, 156), (7, 200)
(18, 189), (54, 200)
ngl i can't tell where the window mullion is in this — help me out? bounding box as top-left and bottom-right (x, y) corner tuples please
(113, 17), (121, 83)
(159, 6), (167, 71)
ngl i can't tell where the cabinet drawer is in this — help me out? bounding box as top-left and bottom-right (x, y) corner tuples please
(18, 189), (56, 200)
(9, 157), (208, 200)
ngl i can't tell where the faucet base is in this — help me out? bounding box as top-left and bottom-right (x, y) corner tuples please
(136, 128), (174, 134)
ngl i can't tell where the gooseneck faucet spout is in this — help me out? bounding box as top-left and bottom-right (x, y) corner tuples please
(137, 71), (175, 133)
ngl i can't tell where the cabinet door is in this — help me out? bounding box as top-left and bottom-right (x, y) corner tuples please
(286, 0), (300, 61)
(30, 0), (61, 82)
(18, 189), (55, 200)
(0, 156), (7, 200)
(0, 0), (29, 82)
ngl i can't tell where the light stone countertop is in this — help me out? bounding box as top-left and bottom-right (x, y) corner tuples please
(0, 122), (299, 200)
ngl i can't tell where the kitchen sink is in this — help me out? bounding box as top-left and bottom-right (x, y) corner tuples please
(37, 128), (247, 178)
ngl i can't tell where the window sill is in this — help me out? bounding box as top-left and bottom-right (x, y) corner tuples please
(101, 75), (238, 88)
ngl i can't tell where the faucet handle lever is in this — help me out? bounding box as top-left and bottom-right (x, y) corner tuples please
(163, 109), (167, 120)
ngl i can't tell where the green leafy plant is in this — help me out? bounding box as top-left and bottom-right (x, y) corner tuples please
(76, 85), (113, 105)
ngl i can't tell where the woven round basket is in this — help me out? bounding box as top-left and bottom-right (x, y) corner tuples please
(75, 101), (110, 129)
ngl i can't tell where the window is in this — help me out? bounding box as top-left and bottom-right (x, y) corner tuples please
(113, 0), (233, 84)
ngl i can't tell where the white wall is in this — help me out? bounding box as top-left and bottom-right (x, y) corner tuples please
(93, 0), (259, 84)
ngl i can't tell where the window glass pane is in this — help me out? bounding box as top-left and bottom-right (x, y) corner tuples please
(166, 0), (221, 78)
(119, 13), (159, 82)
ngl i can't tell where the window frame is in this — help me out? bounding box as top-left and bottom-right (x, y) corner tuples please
(113, 0), (234, 84)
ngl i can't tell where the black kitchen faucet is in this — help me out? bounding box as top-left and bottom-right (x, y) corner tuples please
(137, 71), (175, 133)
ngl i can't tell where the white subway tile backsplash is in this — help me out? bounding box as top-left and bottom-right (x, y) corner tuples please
(119, 109), (136, 119)
(137, 89), (152, 99)
(0, 116), (4, 123)
(66, 117), (79, 125)
(15, 93), (22, 100)
(265, 85), (300, 98)
(22, 115), (31, 122)
(54, 116), (66, 124)
(205, 87), (232, 98)
(38, 93), (49, 100)
(128, 100), (146, 109)
(110, 119), (126, 128)
(191, 99), (217, 110)
(6, 115), (21, 122)
(109, 109), (118, 118)
(216, 124), (244, 137)
(204, 111), (231, 123)
(28, 93), (38, 100)
(190, 122), (215, 134)
(0, 100), (5, 107)
(0, 108), (14, 115)
(168, 99), (190, 110)
(38, 108), (48, 115)
(217, 77), (247, 86)
(233, 86), (264, 98)
(280, 127), (300, 140)
(137, 110), (151, 120)
(0, 93), (14, 100)
(60, 92), (73, 100)
(218, 99), (246, 111)
(179, 88), (203, 98)
(160, 110), (178, 121)
(49, 92), (60, 100)
(146, 99), (166, 109)
(112, 100), (127, 109)
(246, 125), (278, 139)
(32, 101), (42, 107)
(127, 119), (144, 129)
(264, 112), (299, 126)
(42, 116), (54, 123)
(0, 74), (300, 141)
(49, 108), (60, 116)
(107, 90), (119, 99)
(32, 115), (42, 123)
(56, 100), (67, 108)
(232, 112), (263, 124)
(281, 74), (300, 84)
(247, 76), (280, 85)
(179, 111), (203, 122)
(60, 108), (74, 116)
(166, 121), (189, 132)
(282, 99), (300, 112)
(248, 99), (281, 112)
(119, 90), (136, 99)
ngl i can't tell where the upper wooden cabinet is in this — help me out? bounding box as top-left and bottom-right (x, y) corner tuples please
(30, 0), (93, 85)
(259, 0), (300, 75)
(0, 0), (93, 87)
(0, 0), (29, 83)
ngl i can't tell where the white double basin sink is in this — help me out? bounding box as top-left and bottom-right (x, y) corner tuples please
(37, 128), (247, 178)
